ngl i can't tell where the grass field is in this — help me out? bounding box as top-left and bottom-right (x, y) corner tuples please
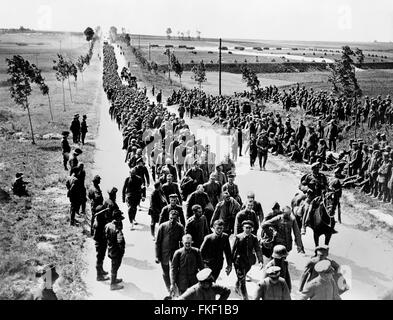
(0, 32), (101, 299)
(128, 34), (393, 66)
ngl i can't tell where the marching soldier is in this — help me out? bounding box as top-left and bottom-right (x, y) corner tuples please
(254, 266), (291, 300)
(92, 205), (110, 281)
(88, 175), (104, 234)
(61, 131), (71, 170)
(70, 114), (81, 143)
(81, 115), (88, 145)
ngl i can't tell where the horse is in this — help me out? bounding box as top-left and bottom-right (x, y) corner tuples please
(291, 190), (337, 246)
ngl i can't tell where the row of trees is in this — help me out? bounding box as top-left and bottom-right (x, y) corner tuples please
(166, 28), (201, 40)
(6, 27), (99, 144)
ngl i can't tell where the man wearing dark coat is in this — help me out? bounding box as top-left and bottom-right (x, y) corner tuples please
(203, 173), (221, 209)
(186, 185), (211, 219)
(210, 191), (241, 235)
(70, 114), (81, 143)
(234, 201), (259, 236)
(162, 174), (182, 205)
(88, 175), (104, 234)
(148, 181), (168, 239)
(92, 205), (110, 281)
(185, 205), (211, 248)
(66, 167), (82, 226)
(122, 168), (145, 230)
(170, 234), (204, 295)
(105, 210), (126, 290)
(61, 131), (71, 170)
(184, 161), (206, 194)
(159, 194), (186, 226)
(81, 115), (88, 145)
(200, 219), (232, 280)
(232, 220), (263, 300)
(155, 210), (185, 293)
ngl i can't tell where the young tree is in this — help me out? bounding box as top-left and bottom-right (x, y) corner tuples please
(6, 55), (50, 144)
(240, 65), (260, 91)
(355, 48), (364, 67)
(191, 61), (207, 89)
(84, 27), (95, 42)
(76, 55), (87, 82)
(196, 30), (201, 40)
(166, 27), (172, 39)
(53, 54), (68, 111)
(328, 46), (362, 98)
(171, 53), (184, 84)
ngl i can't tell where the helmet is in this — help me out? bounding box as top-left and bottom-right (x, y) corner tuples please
(272, 245), (288, 259)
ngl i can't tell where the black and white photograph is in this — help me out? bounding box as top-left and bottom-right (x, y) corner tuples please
(1, 0), (393, 309)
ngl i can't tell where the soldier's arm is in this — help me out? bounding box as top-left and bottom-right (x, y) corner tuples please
(170, 251), (180, 286)
(282, 281), (292, 300)
(292, 217), (304, 251)
(299, 282), (314, 300)
(253, 236), (264, 263)
(122, 178), (128, 202)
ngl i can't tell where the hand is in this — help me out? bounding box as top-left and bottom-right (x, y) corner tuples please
(155, 258), (160, 264)
(225, 265), (232, 275)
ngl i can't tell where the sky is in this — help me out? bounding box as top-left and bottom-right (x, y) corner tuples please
(1, 0), (393, 42)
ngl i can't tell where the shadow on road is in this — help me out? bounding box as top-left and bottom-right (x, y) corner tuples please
(122, 256), (156, 270)
(118, 282), (156, 300)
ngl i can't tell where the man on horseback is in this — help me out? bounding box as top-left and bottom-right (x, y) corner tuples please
(299, 162), (328, 197)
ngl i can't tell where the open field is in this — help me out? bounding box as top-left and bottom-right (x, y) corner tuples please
(128, 34), (393, 66)
(0, 32), (101, 299)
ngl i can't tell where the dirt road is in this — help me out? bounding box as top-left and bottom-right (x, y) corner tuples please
(84, 43), (393, 300)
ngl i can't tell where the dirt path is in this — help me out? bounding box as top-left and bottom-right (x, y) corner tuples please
(84, 43), (393, 300)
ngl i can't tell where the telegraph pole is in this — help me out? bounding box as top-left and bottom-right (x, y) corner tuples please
(167, 49), (171, 81)
(148, 43), (151, 60)
(219, 38), (222, 96)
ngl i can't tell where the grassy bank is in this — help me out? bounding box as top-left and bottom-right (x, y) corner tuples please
(0, 33), (101, 299)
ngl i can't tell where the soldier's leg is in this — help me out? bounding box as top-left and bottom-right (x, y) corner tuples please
(95, 241), (109, 280)
(237, 265), (250, 300)
(262, 152), (268, 169)
(63, 154), (68, 170)
(210, 261), (224, 280)
(257, 152), (263, 169)
(383, 182), (389, 202)
(110, 257), (124, 290)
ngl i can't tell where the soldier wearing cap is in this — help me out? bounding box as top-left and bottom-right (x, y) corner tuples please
(61, 131), (71, 170)
(102, 187), (122, 221)
(329, 168), (343, 224)
(11, 172), (29, 197)
(92, 204), (110, 281)
(66, 167), (82, 226)
(80, 115), (88, 145)
(170, 234), (204, 296)
(299, 162), (328, 197)
(155, 210), (185, 293)
(88, 175), (104, 234)
(325, 119), (338, 152)
(262, 245), (291, 291)
(300, 260), (341, 300)
(149, 181), (168, 240)
(159, 194), (186, 226)
(162, 174), (182, 205)
(348, 141), (363, 176)
(134, 157), (150, 194)
(32, 264), (59, 300)
(122, 168), (145, 230)
(254, 266), (291, 300)
(299, 244), (341, 292)
(178, 268), (231, 300)
(186, 184), (211, 220)
(70, 114), (81, 143)
(377, 152), (392, 202)
(232, 220), (263, 299)
(105, 208), (126, 290)
(68, 148), (82, 175)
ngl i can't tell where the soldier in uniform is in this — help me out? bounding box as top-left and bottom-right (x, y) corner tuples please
(254, 266), (291, 300)
(299, 162), (328, 197)
(170, 234), (204, 296)
(232, 220), (264, 300)
(249, 133), (258, 169)
(155, 210), (185, 293)
(122, 168), (145, 230)
(261, 245), (291, 292)
(377, 152), (392, 202)
(102, 187), (121, 221)
(186, 185), (211, 219)
(92, 205), (110, 281)
(81, 115), (88, 145)
(68, 148), (83, 175)
(203, 173), (221, 210)
(178, 268), (231, 300)
(61, 131), (71, 170)
(256, 130), (269, 171)
(300, 260), (341, 300)
(200, 219), (232, 280)
(162, 174), (182, 205)
(70, 114), (81, 143)
(88, 175), (104, 234)
(66, 167), (82, 226)
(105, 209), (126, 290)
(243, 191), (264, 225)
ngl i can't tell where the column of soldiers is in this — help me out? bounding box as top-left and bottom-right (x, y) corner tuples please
(97, 42), (349, 300)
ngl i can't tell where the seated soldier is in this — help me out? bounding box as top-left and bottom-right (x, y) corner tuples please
(12, 172), (29, 197)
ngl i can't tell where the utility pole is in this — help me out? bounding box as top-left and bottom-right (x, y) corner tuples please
(167, 49), (171, 81)
(354, 95), (358, 139)
(148, 43), (151, 60)
(219, 38), (222, 96)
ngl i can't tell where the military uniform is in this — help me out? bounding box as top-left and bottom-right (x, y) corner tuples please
(234, 209), (259, 236)
(179, 282), (230, 300)
(159, 204), (186, 226)
(122, 174), (144, 223)
(254, 277), (291, 300)
(185, 215), (210, 248)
